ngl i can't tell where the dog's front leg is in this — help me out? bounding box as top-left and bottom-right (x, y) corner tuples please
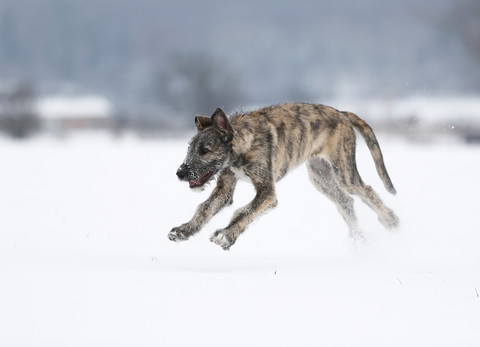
(210, 179), (278, 250)
(168, 170), (237, 242)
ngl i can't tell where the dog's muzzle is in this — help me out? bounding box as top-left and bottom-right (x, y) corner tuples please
(176, 163), (190, 181)
(177, 163), (214, 189)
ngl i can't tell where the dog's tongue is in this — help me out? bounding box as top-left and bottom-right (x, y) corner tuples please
(189, 179), (201, 188)
(189, 172), (212, 188)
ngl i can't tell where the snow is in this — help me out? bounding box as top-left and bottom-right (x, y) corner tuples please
(36, 95), (113, 120)
(0, 135), (479, 346)
(329, 95), (480, 124)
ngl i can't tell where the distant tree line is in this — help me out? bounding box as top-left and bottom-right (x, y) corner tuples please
(1, 0), (480, 124)
(155, 52), (245, 117)
(0, 82), (39, 139)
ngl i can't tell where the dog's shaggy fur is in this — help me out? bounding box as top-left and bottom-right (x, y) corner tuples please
(169, 103), (399, 250)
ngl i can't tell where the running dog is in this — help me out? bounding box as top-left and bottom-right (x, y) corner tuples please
(169, 103), (399, 250)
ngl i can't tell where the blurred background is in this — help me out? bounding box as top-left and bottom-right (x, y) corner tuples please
(0, 0), (479, 142)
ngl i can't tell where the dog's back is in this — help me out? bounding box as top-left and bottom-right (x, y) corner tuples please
(229, 103), (357, 182)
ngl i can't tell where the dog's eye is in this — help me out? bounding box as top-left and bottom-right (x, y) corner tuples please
(199, 147), (210, 155)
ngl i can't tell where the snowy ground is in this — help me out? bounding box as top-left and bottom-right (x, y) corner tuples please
(0, 134), (479, 346)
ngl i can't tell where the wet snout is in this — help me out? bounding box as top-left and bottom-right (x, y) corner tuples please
(176, 163), (190, 181)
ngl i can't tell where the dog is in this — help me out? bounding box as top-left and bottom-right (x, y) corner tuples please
(168, 103), (399, 250)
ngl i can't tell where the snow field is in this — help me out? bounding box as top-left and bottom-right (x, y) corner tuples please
(0, 135), (479, 346)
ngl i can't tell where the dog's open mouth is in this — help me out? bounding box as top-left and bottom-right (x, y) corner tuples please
(189, 171), (214, 188)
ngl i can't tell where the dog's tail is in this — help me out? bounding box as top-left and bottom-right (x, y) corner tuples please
(342, 111), (397, 195)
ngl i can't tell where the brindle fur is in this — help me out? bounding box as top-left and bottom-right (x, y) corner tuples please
(169, 103), (399, 250)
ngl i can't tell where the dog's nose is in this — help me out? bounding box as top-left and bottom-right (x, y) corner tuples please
(176, 164), (189, 180)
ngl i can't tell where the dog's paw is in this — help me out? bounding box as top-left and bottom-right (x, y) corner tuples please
(209, 230), (234, 250)
(380, 211), (400, 230)
(168, 225), (192, 242)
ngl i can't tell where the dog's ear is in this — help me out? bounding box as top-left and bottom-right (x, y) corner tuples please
(195, 116), (212, 132)
(211, 108), (234, 137)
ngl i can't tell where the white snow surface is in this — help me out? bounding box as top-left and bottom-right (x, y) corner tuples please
(1, 135), (479, 346)
(329, 95), (480, 124)
(36, 95), (113, 120)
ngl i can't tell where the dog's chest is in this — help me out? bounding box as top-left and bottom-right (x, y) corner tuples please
(230, 166), (251, 183)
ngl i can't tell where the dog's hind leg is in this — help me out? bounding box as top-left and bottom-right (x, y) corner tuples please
(306, 156), (364, 241)
(344, 180), (399, 229)
(329, 131), (399, 230)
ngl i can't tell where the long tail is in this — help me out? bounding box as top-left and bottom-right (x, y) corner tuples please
(342, 111), (397, 195)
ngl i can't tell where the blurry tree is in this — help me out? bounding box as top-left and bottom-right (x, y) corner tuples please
(446, 0), (480, 62)
(0, 83), (40, 139)
(156, 52), (245, 119)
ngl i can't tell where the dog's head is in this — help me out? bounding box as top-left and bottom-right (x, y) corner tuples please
(176, 108), (235, 190)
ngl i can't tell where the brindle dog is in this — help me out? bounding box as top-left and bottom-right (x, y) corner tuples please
(169, 103), (399, 250)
